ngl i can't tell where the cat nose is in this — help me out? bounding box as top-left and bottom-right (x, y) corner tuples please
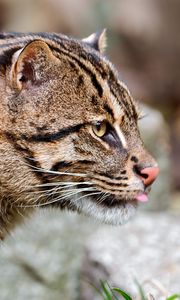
(135, 166), (159, 187)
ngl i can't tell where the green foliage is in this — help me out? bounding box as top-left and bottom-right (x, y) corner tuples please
(93, 280), (180, 300)
(100, 281), (117, 300)
(166, 295), (180, 300)
(94, 280), (134, 300)
(112, 287), (132, 300)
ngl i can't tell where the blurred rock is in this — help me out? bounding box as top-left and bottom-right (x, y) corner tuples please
(80, 212), (180, 300)
(139, 105), (171, 211)
(0, 211), (99, 300)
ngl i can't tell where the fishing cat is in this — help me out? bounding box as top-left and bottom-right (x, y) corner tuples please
(0, 30), (159, 239)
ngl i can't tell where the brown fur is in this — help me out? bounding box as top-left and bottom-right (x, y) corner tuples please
(0, 31), (157, 239)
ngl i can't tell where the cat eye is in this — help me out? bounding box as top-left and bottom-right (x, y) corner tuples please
(92, 121), (107, 138)
(92, 121), (123, 148)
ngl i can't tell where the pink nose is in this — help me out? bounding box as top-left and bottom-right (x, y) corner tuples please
(139, 166), (159, 187)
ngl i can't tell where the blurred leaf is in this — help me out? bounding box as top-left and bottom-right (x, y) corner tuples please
(89, 278), (180, 300)
(134, 279), (146, 300)
(112, 287), (133, 300)
(100, 281), (114, 300)
(166, 295), (180, 300)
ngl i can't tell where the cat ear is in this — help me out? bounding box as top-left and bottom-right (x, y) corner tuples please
(10, 40), (56, 90)
(82, 29), (107, 53)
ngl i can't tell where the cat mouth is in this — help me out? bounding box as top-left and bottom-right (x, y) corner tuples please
(135, 192), (148, 202)
(135, 186), (151, 203)
(74, 188), (140, 226)
(88, 187), (151, 208)
(65, 185), (151, 225)
(87, 177), (152, 207)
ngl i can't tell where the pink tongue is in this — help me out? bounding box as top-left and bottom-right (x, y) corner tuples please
(135, 193), (149, 202)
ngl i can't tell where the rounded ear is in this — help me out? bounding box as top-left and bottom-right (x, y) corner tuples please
(82, 29), (107, 53)
(10, 40), (57, 91)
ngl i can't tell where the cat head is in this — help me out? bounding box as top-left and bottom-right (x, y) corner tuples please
(0, 31), (159, 225)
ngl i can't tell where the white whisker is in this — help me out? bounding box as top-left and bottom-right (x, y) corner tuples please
(97, 191), (109, 205)
(30, 181), (92, 189)
(24, 162), (87, 178)
(15, 186), (96, 208)
(73, 191), (103, 203)
(53, 187), (96, 203)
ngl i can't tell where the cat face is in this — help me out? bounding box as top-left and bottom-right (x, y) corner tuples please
(0, 31), (159, 227)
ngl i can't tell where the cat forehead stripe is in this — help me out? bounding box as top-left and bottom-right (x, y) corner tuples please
(104, 81), (123, 119)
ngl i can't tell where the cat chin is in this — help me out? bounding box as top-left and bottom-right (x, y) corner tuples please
(72, 195), (138, 225)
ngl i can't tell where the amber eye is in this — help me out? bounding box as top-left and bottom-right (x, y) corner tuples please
(92, 121), (107, 137)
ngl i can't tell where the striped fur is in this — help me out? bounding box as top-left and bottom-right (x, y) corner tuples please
(0, 31), (156, 239)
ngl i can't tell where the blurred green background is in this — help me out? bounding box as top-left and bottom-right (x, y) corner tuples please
(0, 1), (179, 299)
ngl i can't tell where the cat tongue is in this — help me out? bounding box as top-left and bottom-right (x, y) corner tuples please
(135, 193), (148, 202)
